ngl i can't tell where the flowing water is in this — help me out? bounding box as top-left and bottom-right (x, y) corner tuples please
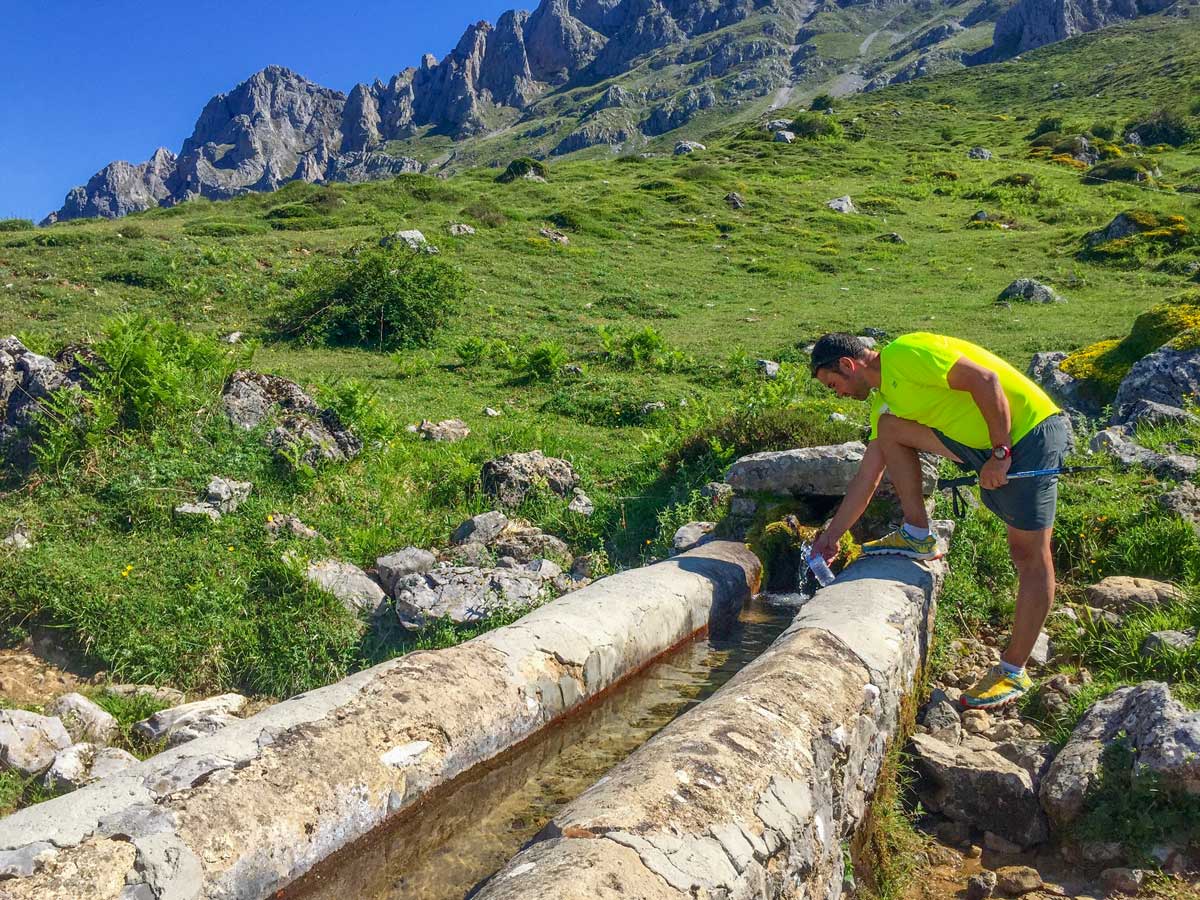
(283, 597), (793, 900)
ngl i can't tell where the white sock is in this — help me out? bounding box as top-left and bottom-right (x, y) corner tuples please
(901, 523), (931, 540)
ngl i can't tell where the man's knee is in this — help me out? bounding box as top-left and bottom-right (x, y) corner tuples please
(1008, 529), (1052, 570)
(876, 413), (901, 443)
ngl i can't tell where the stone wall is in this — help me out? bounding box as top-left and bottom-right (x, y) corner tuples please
(472, 548), (948, 900)
(0, 541), (759, 900)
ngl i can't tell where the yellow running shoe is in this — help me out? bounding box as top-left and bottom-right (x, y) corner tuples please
(961, 666), (1033, 709)
(861, 528), (940, 561)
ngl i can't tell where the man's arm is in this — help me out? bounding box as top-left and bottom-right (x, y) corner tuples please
(947, 357), (1012, 489)
(813, 441), (886, 560)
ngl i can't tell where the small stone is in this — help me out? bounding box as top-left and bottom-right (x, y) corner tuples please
(968, 147), (994, 160)
(876, 232), (906, 244)
(1085, 576), (1184, 612)
(1138, 630), (1196, 658)
(995, 866), (1041, 895)
(962, 709), (991, 734)
(1099, 868), (1143, 895)
(417, 418), (470, 443)
(376, 547), (438, 596)
(568, 488), (595, 517)
(305, 559), (388, 616)
(221, 331), (243, 344)
(0, 710), (72, 776)
(700, 482), (733, 506)
(132, 694), (246, 745)
(774, 130), (796, 143)
(382, 229), (438, 254)
(966, 871), (997, 900)
(674, 140), (705, 155)
(672, 522), (716, 554)
(967, 844), (983, 859)
(204, 476), (252, 514)
(2, 525), (32, 551)
(452, 511), (509, 546)
(448, 223), (476, 236)
(923, 701), (961, 731)
(539, 227), (569, 245)
(484, 407), (501, 417)
(826, 195), (856, 214)
(526, 559), (563, 581)
(725, 191), (746, 209)
(265, 513), (320, 540)
(996, 278), (1065, 305)
(756, 359), (780, 379)
(1028, 631), (1051, 667)
(173, 502), (221, 522)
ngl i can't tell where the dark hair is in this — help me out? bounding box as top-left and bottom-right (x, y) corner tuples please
(810, 333), (869, 376)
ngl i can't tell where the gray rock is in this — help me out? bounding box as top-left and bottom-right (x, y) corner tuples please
(1100, 867), (1144, 895)
(756, 359), (781, 379)
(968, 147), (993, 160)
(765, 118), (791, 132)
(265, 513), (321, 540)
(701, 482), (734, 505)
(204, 476), (252, 514)
(526, 558), (563, 581)
(492, 525), (571, 565)
(540, 227), (569, 245)
(0, 841), (56, 878)
(45, 693), (118, 745)
(1028, 631), (1051, 667)
(1084, 576), (1184, 612)
(990, 0), (1171, 58)
(923, 701), (961, 732)
(305, 558), (388, 616)
(448, 223), (476, 236)
(997, 278), (1065, 305)
(46, 148), (177, 223)
(1089, 427), (1198, 480)
(672, 521), (715, 554)
(826, 195), (856, 214)
(103, 684), (185, 706)
(376, 547), (438, 596)
(1113, 346), (1200, 424)
(993, 740), (1055, 781)
(673, 140), (706, 155)
(1123, 399), (1198, 429)
(221, 331), (244, 344)
(984, 830), (1023, 855)
(1, 337), (84, 473)
(452, 511), (510, 546)
(876, 232), (906, 244)
(966, 871), (997, 900)
(0, 710), (72, 776)
(909, 732), (1048, 848)
(774, 130), (796, 143)
(725, 191), (746, 210)
(132, 694), (247, 744)
(221, 370), (360, 469)
(43, 743), (138, 793)
(393, 564), (547, 629)
(1138, 629), (1196, 658)
(1159, 481), (1200, 531)
(1, 524), (32, 551)
(174, 502), (221, 523)
(481, 451), (579, 507)
(726, 441), (938, 497)
(382, 229), (438, 253)
(416, 418), (470, 442)
(995, 865), (1042, 895)
(567, 488), (595, 516)
(1041, 682), (1200, 827)
(484, 407), (502, 418)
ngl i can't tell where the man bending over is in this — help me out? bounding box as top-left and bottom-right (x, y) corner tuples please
(809, 332), (1070, 709)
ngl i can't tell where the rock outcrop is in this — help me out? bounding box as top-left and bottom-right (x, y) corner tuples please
(988, 0), (1174, 59)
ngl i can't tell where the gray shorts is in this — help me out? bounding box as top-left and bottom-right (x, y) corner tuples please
(933, 414), (1071, 532)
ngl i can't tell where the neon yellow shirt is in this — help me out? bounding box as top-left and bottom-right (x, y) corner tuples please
(868, 333), (1060, 449)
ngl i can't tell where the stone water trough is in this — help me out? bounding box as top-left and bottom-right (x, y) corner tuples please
(0, 542), (759, 898)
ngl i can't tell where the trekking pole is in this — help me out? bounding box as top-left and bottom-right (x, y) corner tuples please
(938, 466), (1104, 517)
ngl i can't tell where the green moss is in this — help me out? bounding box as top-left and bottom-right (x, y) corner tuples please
(1081, 210), (1194, 267)
(1084, 157), (1158, 184)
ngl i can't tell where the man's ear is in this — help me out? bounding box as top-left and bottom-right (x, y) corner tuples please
(836, 356), (854, 375)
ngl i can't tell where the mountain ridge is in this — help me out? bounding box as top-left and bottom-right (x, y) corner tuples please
(43, 0), (1177, 224)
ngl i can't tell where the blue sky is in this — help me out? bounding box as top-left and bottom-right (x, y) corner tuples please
(0, 1), (514, 221)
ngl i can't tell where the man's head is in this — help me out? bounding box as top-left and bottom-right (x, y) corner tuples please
(810, 333), (873, 400)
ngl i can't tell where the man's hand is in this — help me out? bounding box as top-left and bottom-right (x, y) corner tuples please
(812, 530), (840, 563)
(980, 454), (1011, 490)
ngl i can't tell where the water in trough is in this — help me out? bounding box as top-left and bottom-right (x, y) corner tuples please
(283, 596), (793, 900)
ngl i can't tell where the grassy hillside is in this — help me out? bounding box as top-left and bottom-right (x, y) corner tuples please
(2, 12), (1199, 707)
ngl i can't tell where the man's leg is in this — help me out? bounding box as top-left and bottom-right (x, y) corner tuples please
(1002, 525), (1055, 667)
(874, 413), (962, 530)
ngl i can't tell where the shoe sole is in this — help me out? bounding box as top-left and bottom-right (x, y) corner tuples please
(860, 546), (943, 562)
(960, 689), (1029, 710)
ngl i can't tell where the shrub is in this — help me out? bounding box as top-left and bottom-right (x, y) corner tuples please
(1029, 116), (1065, 138)
(1083, 158), (1159, 184)
(0, 218), (35, 231)
(1090, 121), (1117, 141)
(810, 93), (835, 111)
(497, 157), (548, 184)
(184, 221), (268, 237)
(116, 223), (146, 239)
(513, 341), (569, 382)
(101, 253), (177, 290)
(597, 325), (691, 372)
(272, 243), (465, 351)
(1080, 210), (1193, 267)
(456, 337), (488, 367)
(1126, 107), (1197, 147)
(991, 173), (1039, 188)
(790, 112), (843, 140)
(263, 203), (333, 231)
(460, 197), (507, 228)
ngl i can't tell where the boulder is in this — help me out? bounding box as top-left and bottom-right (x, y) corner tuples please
(876, 232), (906, 244)
(673, 140), (705, 155)
(909, 732), (1049, 848)
(725, 191), (746, 209)
(539, 228), (569, 245)
(42, 743), (138, 794)
(1159, 481), (1200, 531)
(966, 871), (997, 900)
(756, 359), (781, 379)
(221, 370), (361, 469)
(826, 195), (856, 214)
(725, 442), (938, 497)
(304, 559), (388, 616)
(996, 278), (1065, 305)
(774, 130), (796, 143)
(701, 482), (734, 506)
(265, 513), (321, 540)
(1122, 399), (1197, 429)
(45, 693), (118, 745)
(995, 866), (1042, 895)
(175, 476), (253, 522)
(0, 710), (72, 776)
(1138, 629), (1196, 658)
(1100, 868), (1144, 895)
(671, 521), (715, 554)
(381, 229), (438, 254)
(392, 564), (547, 629)
(448, 223), (476, 236)
(376, 547), (438, 596)
(0, 337), (85, 473)
(132, 693), (247, 745)
(968, 147), (994, 160)
(1040, 682), (1200, 828)
(174, 502), (221, 523)
(416, 418), (470, 443)
(1086, 211), (1159, 247)
(525, 559), (562, 581)
(452, 511), (510, 546)
(765, 119), (792, 131)
(1084, 576), (1184, 612)
(1113, 346), (1200, 424)
(481, 451), (579, 507)
(492, 525), (571, 565)
(1028, 630), (1051, 667)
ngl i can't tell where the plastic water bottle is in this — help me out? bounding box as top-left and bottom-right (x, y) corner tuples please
(800, 542), (837, 588)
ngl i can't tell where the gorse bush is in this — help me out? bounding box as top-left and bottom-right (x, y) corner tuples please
(272, 243), (466, 351)
(810, 93), (835, 111)
(790, 112), (843, 140)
